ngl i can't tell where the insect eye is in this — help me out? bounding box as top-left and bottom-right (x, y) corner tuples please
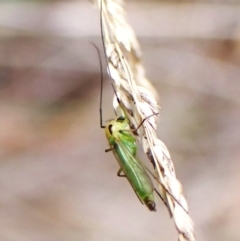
(108, 124), (113, 134)
(117, 116), (125, 122)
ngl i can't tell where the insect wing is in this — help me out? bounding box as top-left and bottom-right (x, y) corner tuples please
(114, 138), (155, 207)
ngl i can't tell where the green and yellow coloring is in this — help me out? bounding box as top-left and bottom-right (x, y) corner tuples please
(105, 116), (156, 211)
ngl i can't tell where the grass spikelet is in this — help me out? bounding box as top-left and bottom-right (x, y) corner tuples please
(94, 0), (196, 240)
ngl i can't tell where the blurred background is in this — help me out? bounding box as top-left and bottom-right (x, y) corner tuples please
(0, 0), (240, 241)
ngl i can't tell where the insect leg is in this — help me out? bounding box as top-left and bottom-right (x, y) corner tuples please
(117, 168), (126, 177)
(155, 188), (173, 217)
(117, 168), (143, 205)
(144, 165), (188, 214)
(105, 147), (114, 152)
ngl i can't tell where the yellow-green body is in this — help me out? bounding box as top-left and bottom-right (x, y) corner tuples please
(105, 116), (156, 211)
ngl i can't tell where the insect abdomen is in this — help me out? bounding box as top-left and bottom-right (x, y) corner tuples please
(113, 143), (156, 211)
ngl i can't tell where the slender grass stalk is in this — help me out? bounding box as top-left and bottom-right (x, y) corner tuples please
(93, 1), (196, 240)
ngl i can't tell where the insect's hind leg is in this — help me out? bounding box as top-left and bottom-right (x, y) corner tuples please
(154, 188), (165, 205)
(117, 168), (143, 205)
(154, 188), (172, 217)
(117, 168), (126, 177)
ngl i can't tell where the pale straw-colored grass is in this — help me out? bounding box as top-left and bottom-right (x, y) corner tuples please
(93, 0), (196, 240)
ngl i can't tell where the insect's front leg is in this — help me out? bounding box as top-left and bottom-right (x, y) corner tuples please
(105, 147), (114, 152)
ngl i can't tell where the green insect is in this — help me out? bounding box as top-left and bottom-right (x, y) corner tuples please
(104, 115), (157, 211)
(91, 0), (187, 215)
(91, 44), (157, 212)
(90, 1), (163, 211)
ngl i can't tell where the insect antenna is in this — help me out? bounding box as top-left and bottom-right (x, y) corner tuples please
(99, 1), (158, 126)
(91, 0), (122, 130)
(90, 42), (105, 129)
